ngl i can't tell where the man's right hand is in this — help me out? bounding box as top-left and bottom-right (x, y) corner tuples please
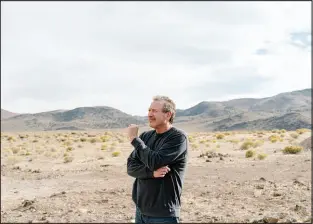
(153, 166), (171, 178)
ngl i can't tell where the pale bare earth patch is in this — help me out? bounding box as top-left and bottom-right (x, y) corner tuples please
(1, 129), (311, 223)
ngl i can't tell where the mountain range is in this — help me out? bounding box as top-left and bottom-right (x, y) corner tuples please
(1, 88), (311, 132)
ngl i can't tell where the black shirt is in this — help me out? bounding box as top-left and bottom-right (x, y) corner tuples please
(127, 126), (188, 217)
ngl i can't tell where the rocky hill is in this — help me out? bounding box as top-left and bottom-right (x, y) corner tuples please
(1, 107), (146, 132)
(1, 88), (311, 132)
(1, 109), (19, 120)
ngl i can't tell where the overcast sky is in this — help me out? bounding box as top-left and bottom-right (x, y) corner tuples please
(1, 1), (311, 116)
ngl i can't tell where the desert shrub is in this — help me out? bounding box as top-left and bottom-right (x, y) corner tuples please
(199, 140), (206, 144)
(223, 132), (231, 136)
(77, 144), (83, 148)
(89, 138), (97, 143)
(101, 135), (111, 142)
(19, 150), (27, 156)
(191, 143), (199, 150)
(268, 135), (280, 143)
(212, 140), (216, 143)
(25, 151), (31, 156)
(290, 133), (299, 139)
(216, 144), (220, 148)
(112, 151), (121, 157)
(229, 139), (240, 144)
(11, 148), (20, 154)
(101, 144), (108, 150)
(80, 138), (87, 142)
(19, 135), (27, 139)
(188, 136), (195, 143)
(253, 140), (264, 148)
(205, 143), (210, 147)
(216, 134), (225, 139)
(296, 129), (309, 135)
(51, 148), (57, 152)
(257, 153), (267, 160)
(32, 139), (39, 143)
(117, 138), (125, 143)
(280, 129), (286, 133)
(111, 142), (117, 146)
(66, 147), (73, 152)
(280, 134), (285, 138)
(271, 129), (279, 133)
(64, 156), (74, 163)
(245, 150), (256, 158)
(64, 141), (72, 146)
(282, 146), (303, 154)
(240, 140), (254, 150)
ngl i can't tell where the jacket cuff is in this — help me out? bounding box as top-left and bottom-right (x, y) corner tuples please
(131, 137), (146, 150)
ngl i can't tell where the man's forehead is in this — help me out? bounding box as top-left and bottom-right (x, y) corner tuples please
(150, 100), (165, 108)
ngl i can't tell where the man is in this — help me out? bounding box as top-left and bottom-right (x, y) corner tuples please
(126, 96), (188, 224)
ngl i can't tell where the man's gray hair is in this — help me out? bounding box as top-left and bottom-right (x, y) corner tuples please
(152, 95), (176, 124)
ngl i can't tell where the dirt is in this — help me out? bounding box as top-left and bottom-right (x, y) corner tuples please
(1, 129), (311, 223)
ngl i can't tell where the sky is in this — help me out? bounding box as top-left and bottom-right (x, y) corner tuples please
(1, 1), (311, 116)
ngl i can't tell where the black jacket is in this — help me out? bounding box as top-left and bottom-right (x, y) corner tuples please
(127, 127), (188, 218)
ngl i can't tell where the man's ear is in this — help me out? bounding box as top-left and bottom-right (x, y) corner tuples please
(167, 112), (172, 119)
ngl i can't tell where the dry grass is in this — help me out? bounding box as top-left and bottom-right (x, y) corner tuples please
(283, 146), (303, 154)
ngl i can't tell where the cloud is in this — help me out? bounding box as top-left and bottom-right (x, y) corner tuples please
(1, 1), (311, 115)
(255, 49), (269, 55)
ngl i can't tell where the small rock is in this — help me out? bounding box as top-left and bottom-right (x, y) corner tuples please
(285, 218), (297, 223)
(256, 185), (264, 189)
(79, 208), (88, 213)
(206, 159), (212, 162)
(294, 204), (302, 211)
(220, 157), (223, 160)
(263, 217), (279, 223)
(273, 192), (282, 197)
(259, 177), (266, 181)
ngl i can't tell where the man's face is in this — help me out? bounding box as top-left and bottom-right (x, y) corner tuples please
(148, 100), (170, 129)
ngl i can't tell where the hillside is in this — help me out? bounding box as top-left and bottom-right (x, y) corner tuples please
(1, 107), (146, 132)
(1, 109), (19, 120)
(1, 88), (311, 132)
(213, 112), (311, 131)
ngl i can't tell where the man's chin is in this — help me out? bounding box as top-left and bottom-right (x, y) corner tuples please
(149, 122), (156, 128)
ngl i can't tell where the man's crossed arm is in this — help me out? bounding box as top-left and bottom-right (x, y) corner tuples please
(127, 150), (170, 179)
(127, 132), (187, 179)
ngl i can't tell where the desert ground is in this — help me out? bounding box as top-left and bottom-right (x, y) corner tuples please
(1, 128), (311, 223)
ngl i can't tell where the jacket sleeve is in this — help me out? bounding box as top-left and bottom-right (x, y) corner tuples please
(126, 132), (154, 179)
(131, 133), (187, 171)
(127, 150), (154, 179)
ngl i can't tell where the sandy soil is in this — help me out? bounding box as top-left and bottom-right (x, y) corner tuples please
(1, 129), (311, 223)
